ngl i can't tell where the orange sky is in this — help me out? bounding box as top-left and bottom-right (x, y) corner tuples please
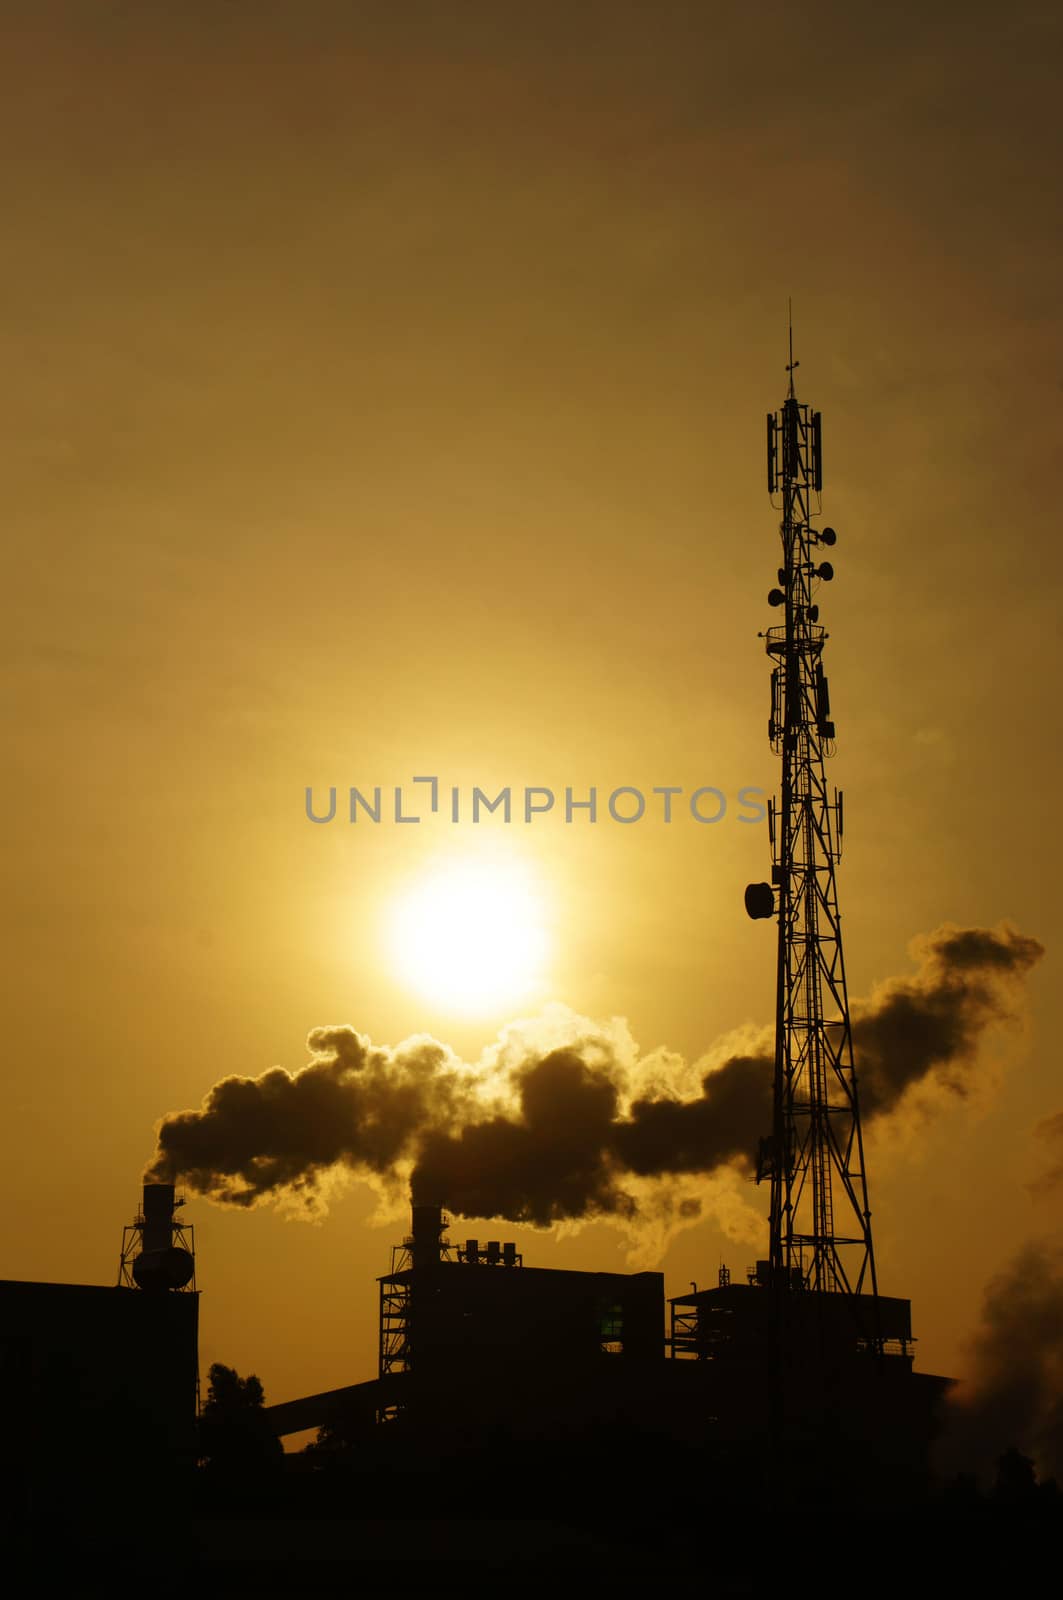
(2, 3), (1061, 1417)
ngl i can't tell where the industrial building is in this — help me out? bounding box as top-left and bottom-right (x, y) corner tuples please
(266, 1202), (669, 1443)
(381, 1203), (663, 1376)
(259, 1200), (948, 1505)
(1, 1184), (199, 1518)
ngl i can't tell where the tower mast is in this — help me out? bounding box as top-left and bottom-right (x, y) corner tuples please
(747, 327), (879, 1319)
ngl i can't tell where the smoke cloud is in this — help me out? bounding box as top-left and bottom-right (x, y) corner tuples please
(851, 924), (1043, 1120)
(146, 1028), (476, 1212)
(146, 922), (1041, 1228)
(1028, 1111), (1063, 1199)
(939, 1238), (1063, 1485)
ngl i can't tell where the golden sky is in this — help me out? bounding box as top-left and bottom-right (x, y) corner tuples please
(2, 3), (1061, 1416)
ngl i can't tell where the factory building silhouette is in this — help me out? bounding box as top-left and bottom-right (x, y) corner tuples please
(262, 1197), (948, 1503)
(0, 1184), (199, 1521)
(0, 1172), (945, 1514)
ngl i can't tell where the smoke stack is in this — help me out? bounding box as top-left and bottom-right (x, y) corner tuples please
(141, 1182), (176, 1253)
(120, 1183), (196, 1292)
(410, 1203), (444, 1269)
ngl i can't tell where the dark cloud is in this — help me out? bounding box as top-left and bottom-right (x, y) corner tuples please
(146, 922), (1042, 1226)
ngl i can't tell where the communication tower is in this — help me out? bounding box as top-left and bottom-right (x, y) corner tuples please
(745, 325), (879, 1333)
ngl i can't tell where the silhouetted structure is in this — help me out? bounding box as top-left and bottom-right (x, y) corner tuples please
(666, 1275), (947, 1497)
(749, 330), (877, 1310)
(260, 1201), (945, 1505)
(730, 334), (952, 1489)
(0, 1275), (199, 1517)
(380, 1202), (660, 1381)
(117, 1181), (196, 1292)
(1, 1183), (200, 1523)
(264, 1204), (665, 1439)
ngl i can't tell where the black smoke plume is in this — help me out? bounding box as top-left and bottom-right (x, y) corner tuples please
(413, 1049), (636, 1227)
(146, 1028), (473, 1211)
(939, 1239), (1063, 1485)
(851, 924), (1043, 1120)
(146, 922), (1041, 1225)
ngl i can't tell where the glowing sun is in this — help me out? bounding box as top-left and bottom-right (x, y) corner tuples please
(387, 855), (550, 1014)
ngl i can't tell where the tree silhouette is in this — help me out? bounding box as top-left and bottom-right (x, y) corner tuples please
(202, 1363), (266, 1416)
(198, 1362), (282, 1473)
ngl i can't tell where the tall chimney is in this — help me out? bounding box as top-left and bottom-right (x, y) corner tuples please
(129, 1182), (194, 1291)
(141, 1183), (176, 1252)
(410, 1203), (443, 1269)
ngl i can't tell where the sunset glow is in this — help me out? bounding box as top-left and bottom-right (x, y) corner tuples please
(3, 6), (1059, 1502)
(386, 855), (550, 1013)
